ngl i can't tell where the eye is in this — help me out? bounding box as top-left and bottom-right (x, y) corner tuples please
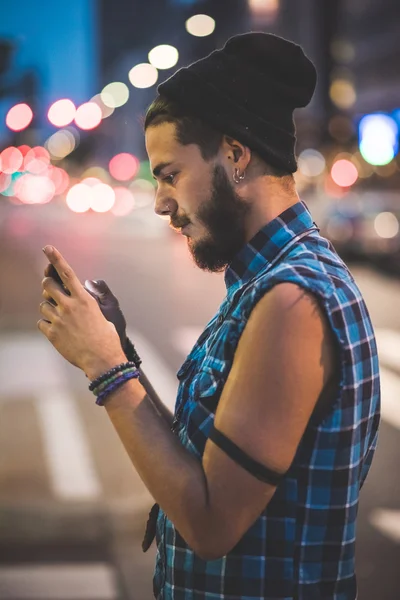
(163, 173), (177, 185)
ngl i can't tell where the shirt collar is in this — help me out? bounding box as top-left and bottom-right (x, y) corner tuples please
(224, 200), (316, 293)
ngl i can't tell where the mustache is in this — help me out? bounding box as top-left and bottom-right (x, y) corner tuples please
(170, 216), (191, 229)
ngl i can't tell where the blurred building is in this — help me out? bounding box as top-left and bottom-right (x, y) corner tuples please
(0, 0), (98, 144)
(341, 0), (400, 115)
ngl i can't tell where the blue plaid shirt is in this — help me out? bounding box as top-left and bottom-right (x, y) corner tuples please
(153, 201), (380, 599)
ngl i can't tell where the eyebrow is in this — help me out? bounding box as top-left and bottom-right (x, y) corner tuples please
(152, 162), (173, 179)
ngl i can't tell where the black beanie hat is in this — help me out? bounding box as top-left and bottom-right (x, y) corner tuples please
(157, 32), (317, 173)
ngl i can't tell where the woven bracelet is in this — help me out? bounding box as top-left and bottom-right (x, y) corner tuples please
(93, 367), (138, 396)
(88, 361), (136, 391)
(95, 369), (140, 406)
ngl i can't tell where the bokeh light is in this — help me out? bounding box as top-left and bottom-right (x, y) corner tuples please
(48, 166), (70, 195)
(90, 183), (115, 213)
(66, 183), (92, 213)
(111, 187), (136, 216)
(1, 172), (22, 197)
(81, 166), (111, 183)
(330, 39), (355, 64)
(128, 63), (158, 89)
(0, 147), (23, 174)
(329, 79), (357, 109)
(298, 149), (326, 177)
(15, 174), (56, 204)
(24, 146), (51, 175)
(6, 103), (33, 131)
(100, 82), (129, 109)
(375, 161), (398, 178)
(148, 45), (179, 70)
(17, 145), (31, 157)
(0, 173), (12, 193)
(359, 113), (398, 166)
(248, 0), (279, 16)
(74, 102), (102, 130)
(109, 153), (139, 181)
(81, 177), (102, 187)
(331, 159), (359, 187)
(374, 212), (400, 239)
(185, 14), (215, 37)
(47, 99), (76, 127)
(46, 129), (76, 159)
(90, 94), (115, 119)
(129, 178), (155, 208)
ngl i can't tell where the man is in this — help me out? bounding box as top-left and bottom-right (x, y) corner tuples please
(39, 33), (380, 599)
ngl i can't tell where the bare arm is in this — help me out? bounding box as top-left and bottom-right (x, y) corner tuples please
(40, 249), (335, 561)
(85, 283), (335, 560)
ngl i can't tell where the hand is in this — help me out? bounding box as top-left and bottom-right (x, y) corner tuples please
(83, 279), (128, 350)
(38, 246), (126, 377)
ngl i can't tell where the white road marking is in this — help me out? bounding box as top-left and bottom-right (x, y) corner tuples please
(35, 389), (101, 500)
(0, 563), (118, 599)
(369, 509), (400, 544)
(379, 366), (400, 431)
(0, 333), (102, 501)
(172, 326), (203, 356)
(0, 333), (66, 398)
(375, 328), (400, 373)
(128, 329), (178, 411)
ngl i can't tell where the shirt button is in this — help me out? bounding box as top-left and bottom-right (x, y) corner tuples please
(217, 315), (224, 325)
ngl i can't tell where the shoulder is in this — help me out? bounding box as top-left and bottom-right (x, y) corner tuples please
(247, 282), (328, 336)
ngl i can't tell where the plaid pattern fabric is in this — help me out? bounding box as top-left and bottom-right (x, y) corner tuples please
(153, 201), (380, 599)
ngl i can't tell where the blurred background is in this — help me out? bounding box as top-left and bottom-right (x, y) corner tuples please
(0, 0), (399, 598)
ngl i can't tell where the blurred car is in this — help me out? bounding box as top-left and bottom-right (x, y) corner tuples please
(317, 191), (400, 273)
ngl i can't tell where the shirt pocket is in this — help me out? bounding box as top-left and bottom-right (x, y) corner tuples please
(192, 363), (227, 413)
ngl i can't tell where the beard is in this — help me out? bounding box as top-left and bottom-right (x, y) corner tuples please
(186, 165), (251, 272)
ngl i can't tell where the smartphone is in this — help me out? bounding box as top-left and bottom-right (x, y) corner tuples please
(46, 263), (71, 296)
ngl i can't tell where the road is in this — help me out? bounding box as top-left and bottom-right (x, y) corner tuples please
(0, 200), (399, 599)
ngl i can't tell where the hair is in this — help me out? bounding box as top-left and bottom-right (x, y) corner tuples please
(144, 95), (291, 178)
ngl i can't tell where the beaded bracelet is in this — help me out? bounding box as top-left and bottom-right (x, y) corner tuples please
(93, 367), (138, 396)
(88, 361), (136, 392)
(95, 369), (140, 406)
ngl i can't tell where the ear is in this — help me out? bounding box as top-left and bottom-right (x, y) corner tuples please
(221, 136), (252, 172)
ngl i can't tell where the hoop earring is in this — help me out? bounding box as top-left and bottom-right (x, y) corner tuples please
(233, 168), (245, 185)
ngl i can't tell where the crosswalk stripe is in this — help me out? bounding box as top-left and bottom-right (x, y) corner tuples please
(172, 326), (203, 356)
(0, 334), (102, 501)
(369, 508), (400, 544)
(379, 367), (400, 431)
(0, 563), (118, 599)
(375, 327), (400, 373)
(35, 389), (102, 500)
(127, 328), (178, 412)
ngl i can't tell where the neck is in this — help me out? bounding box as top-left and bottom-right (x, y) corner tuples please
(242, 175), (300, 242)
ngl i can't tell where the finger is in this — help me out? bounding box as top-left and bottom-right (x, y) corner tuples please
(44, 263), (71, 300)
(37, 318), (52, 338)
(44, 263), (59, 280)
(42, 289), (57, 306)
(39, 300), (58, 321)
(42, 246), (82, 297)
(42, 276), (71, 305)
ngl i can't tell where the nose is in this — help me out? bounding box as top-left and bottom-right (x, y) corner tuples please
(154, 188), (176, 217)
